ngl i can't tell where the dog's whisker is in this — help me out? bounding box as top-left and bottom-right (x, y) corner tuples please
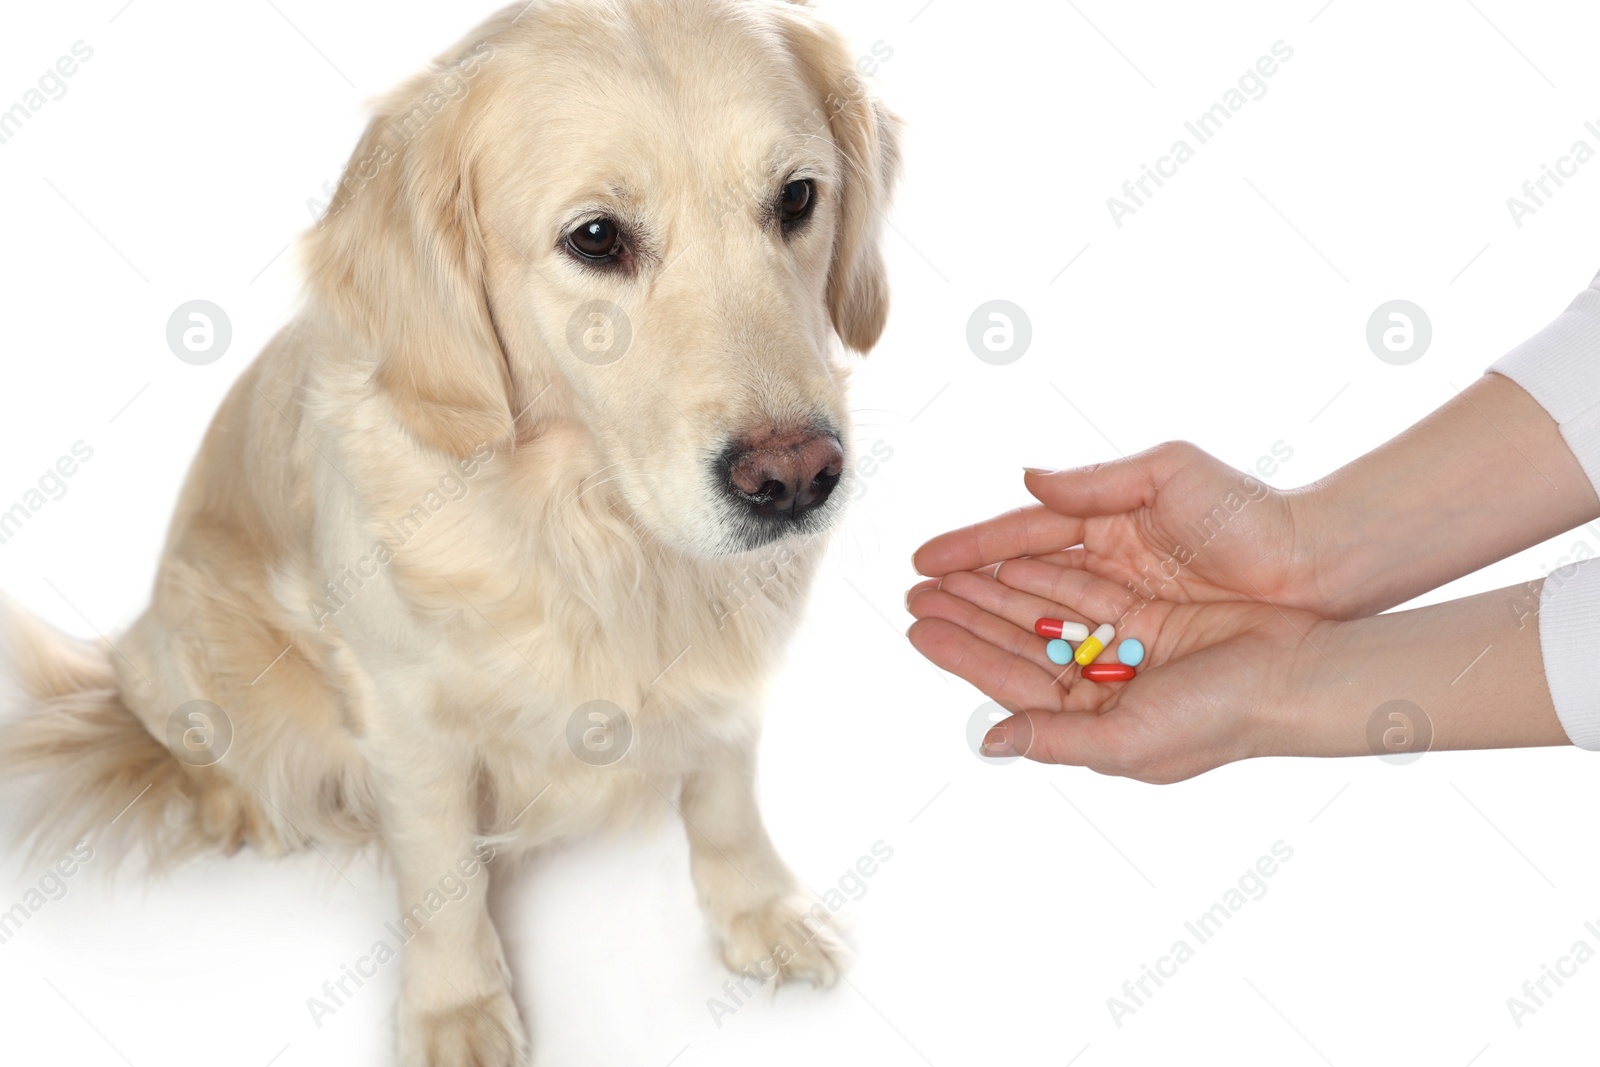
(547, 459), (633, 512)
(552, 462), (644, 520)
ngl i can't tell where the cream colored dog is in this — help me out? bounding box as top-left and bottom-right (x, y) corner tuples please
(0, 1), (900, 1062)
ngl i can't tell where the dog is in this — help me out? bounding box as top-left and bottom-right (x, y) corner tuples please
(0, 1), (900, 1062)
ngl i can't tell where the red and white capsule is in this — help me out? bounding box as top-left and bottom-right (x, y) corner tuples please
(1034, 617), (1090, 641)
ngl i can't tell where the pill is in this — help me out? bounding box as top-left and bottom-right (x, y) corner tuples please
(1116, 638), (1145, 667)
(1074, 623), (1115, 666)
(1034, 618), (1090, 641)
(1081, 662), (1135, 683)
(1046, 639), (1072, 665)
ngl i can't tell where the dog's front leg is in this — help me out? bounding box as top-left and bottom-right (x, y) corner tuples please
(681, 746), (847, 987)
(376, 757), (527, 1067)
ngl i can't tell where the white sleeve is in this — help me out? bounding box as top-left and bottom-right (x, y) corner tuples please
(1537, 562), (1600, 749)
(1490, 268), (1600, 750)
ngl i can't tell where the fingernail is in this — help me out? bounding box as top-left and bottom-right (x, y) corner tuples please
(980, 727), (1015, 758)
(1024, 467), (1055, 476)
(906, 578), (940, 609)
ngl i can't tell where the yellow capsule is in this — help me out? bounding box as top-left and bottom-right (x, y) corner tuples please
(1074, 623), (1116, 667)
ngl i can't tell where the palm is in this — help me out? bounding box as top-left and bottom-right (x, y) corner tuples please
(906, 564), (1324, 782)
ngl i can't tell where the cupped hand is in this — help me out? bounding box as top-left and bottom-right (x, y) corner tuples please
(910, 441), (1324, 615)
(904, 559), (1330, 783)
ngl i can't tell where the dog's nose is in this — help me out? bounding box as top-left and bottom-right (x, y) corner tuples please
(723, 429), (845, 521)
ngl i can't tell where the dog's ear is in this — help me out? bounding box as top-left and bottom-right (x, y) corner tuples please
(303, 30), (514, 457)
(776, 7), (904, 353)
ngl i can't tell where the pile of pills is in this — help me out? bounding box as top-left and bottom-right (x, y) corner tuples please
(1035, 617), (1143, 682)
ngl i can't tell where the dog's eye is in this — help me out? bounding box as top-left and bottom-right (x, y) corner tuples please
(779, 179), (814, 229)
(566, 218), (624, 261)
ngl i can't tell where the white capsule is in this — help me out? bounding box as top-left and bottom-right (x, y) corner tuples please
(1073, 623), (1116, 667)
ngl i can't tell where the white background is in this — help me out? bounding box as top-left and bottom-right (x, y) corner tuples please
(2, 1), (1599, 1064)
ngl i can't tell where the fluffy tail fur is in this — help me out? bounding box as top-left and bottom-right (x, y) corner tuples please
(0, 598), (258, 867)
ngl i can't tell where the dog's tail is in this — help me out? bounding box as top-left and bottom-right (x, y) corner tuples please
(0, 597), (227, 867)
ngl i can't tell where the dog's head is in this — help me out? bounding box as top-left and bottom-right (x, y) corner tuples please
(308, 0), (901, 556)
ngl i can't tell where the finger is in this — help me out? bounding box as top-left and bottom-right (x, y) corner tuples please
(906, 564), (1005, 610)
(1023, 442), (1196, 517)
(981, 707), (1114, 767)
(905, 577), (941, 608)
(993, 558), (1138, 626)
(906, 587), (1062, 677)
(906, 617), (1068, 712)
(1024, 547), (1090, 571)
(912, 506), (1085, 577)
(907, 597), (1109, 714)
(936, 569), (1095, 637)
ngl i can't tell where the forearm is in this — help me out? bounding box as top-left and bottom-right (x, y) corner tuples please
(1293, 373), (1598, 618)
(1275, 581), (1569, 758)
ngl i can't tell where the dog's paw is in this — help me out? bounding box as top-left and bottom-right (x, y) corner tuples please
(715, 892), (850, 988)
(399, 987), (527, 1067)
(194, 773), (288, 857)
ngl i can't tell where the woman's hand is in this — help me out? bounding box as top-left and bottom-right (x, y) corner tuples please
(916, 374), (1600, 621)
(911, 441), (1326, 616)
(906, 563), (1570, 779)
(905, 560), (1327, 783)
(915, 376), (1600, 624)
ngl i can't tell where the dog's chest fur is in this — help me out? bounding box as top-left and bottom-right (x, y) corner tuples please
(308, 420), (827, 838)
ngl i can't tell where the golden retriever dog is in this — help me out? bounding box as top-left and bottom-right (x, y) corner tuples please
(0, 0), (899, 1062)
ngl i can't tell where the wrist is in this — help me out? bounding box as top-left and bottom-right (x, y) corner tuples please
(1283, 473), (1445, 620)
(1280, 374), (1600, 621)
(1262, 587), (1568, 760)
(1281, 485), (1375, 620)
(1259, 616), (1369, 758)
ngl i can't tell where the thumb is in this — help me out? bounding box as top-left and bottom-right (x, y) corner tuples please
(1025, 441), (1203, 517)
(982, 708), (1113, 768)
